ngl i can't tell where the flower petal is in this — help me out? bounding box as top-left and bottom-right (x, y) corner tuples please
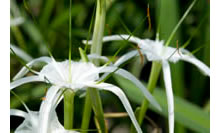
(82, 34), (142, 45)
(114, 50), (139, 66)
(10, 109), (28, 118)
(10, 44), (33, 62)
(86, 82), (142, 133)
(38, 86), (61, 133)
(99, 66), (161, 111)
(87, 54), (110, 63)
(51, 57), (67, 81)
(13, 56), (52, 80)
(180, 55), (210, 76)
(10, 76), (45, 90)
(162, 61), (174, 133)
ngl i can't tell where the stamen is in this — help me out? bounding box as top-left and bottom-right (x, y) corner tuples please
(168, 40), (182, 60)
(44, 76), (51, 84)
(41, 88), (48, 101)
(176, 40), (182, 57)
(137, 45), (144, 65)
(147, 4), (152, 31)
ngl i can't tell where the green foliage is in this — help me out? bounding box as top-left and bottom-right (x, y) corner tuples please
(10, 0), (210, 132)
(113, 75), (210, 133)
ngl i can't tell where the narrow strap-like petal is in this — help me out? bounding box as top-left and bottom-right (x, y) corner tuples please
(51, 57), (67, 81)
(114, 50), (139, 66)
(99, 66), (161, 111)
(87, 54), (110, 63)
(10, 109), (27, 118)
(180, 55), (210, 76)
(38, 86), (60, 133)
(82, 34), (142, 45)
(13, 56), (52, 80)
(10, 44), (33, 62)
(86, 82), (142, 133)
(10, 76), (45, 90)
(162, 61), (174, 133)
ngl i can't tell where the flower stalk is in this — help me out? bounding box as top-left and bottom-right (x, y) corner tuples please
(80, 48), (93, 132)
(81, 0), (107, 132)
(90, 0), (106, 63)
(64, 89), (75, 129)
(64, 0), (74, 129)
(130, 62), (161, 133)
(137, 61), (161, 124)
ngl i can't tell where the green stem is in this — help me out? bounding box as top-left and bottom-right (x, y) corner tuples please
(81, 91), (92, 133)
(81, 0), (107, 132)
(138, 62), (161, 124)
(64, 89), (75, 129)
(79, 48), (93, 133)
(90, 0), (106, 65)
(130, 62), (162, 133)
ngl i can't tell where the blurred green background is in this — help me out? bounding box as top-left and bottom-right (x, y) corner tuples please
(10, 0), (210, 132)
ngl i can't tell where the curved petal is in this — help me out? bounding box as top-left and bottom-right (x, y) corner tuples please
(162, 61), (174, 133)
(98, 66), (161, 111)
(180, 55), (210, 76)
(10, 109), (28, 118)
(13, 56), (52, 80)
(38, 86), (60, 133)
(87, 54), (110, 63)
(82, 34), (142, 45)
(114, 50), (139, 66)
(10, 44), (33, 62)
(50, 57), (67, 81)
(10, 76), (45, 90)
(86, 82), (142, 133)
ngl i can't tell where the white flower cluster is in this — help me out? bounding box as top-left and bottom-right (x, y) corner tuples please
(11, 55), (161, 133)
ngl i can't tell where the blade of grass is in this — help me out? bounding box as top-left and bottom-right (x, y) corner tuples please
(165, 0), (197, 47)
(39, 0), (56, 27)
(84, 4), (96, 52)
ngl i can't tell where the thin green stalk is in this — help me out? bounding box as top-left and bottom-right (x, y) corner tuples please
(138, 62), (161, 123)
(68, 0), (72, 82)
(82, 0), (107, 132)
(64, 89), (75, 129)
(64, 0), (74, 130)
(165, 0), (197, 46)
(81, 91), (92, 132)
(90, 0), (106, 64)
(130, 62), (162, 133)
(79, 48), (93, 133)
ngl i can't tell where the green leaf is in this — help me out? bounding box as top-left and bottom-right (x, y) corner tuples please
(113, 75), (210, 133)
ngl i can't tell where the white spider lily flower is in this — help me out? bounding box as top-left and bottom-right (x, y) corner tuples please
(10, 108), (78, 133)
(84, 34), (210, 133)
(11, 57), (161, 133)
(10, 88), (77, 133)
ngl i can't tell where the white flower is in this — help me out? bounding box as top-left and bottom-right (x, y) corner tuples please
(11, 56), (161, 133)
(83, 34), (210, 133)
(10, 95), (78, 133)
